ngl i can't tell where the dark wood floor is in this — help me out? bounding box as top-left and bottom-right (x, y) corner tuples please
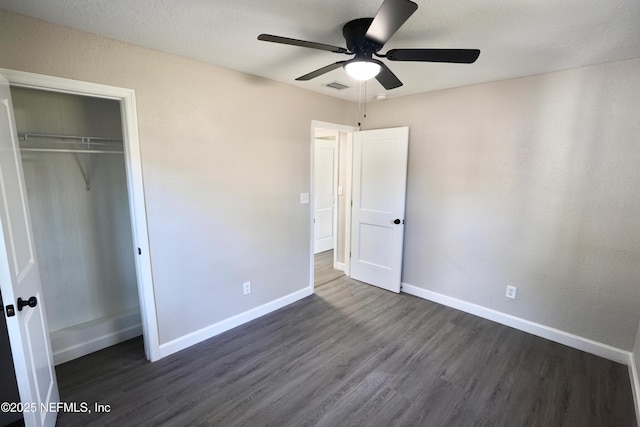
(314, 249), (344, 287)
(55, 270), (636, 426)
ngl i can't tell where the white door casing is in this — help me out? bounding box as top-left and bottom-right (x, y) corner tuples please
(314, 138), (338, 254)
(0, 67), (160, 362)
(350, 127), (409, 293)
(0, 75), (59, 426)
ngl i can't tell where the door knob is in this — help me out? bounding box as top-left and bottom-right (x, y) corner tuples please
(392, 218), (402, 224)
(17, 296), (37, 311)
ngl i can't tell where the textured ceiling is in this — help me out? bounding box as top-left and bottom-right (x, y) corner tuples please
(1, 0), (640, 102)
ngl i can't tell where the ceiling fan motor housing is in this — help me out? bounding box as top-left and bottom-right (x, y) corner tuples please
(343, 18), (384, 55)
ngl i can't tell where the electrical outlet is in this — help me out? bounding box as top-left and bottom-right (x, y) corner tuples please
(506, 285), (517, 299)
(243, 281), (251, 295)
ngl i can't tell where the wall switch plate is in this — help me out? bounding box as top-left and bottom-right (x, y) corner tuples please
(300, 193), (309, 204)
(506, 285), (517, 299)
(243, 281), (251, 295)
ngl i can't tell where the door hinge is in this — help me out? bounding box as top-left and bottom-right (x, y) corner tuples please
(138, 247), (142, 255)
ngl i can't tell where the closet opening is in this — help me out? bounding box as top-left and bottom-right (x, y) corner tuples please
(10, 86), (144, 365)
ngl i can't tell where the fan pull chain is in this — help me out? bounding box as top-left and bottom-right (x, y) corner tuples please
(357, 80), (368, 128)
(358, 81), (362, 127)
(364, 80), (368, 120)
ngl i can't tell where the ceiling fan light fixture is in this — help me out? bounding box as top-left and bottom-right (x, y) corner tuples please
(344, 60), (381, 81)
(258, 0), (480, 90)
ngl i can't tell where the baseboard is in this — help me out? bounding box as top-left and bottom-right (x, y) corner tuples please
(51, 309), (142, 365)
(335, 262), (345, 271)
(630, 353), (640, 426)
(158, 286), (314, 359)
(401, 283), (631, 365)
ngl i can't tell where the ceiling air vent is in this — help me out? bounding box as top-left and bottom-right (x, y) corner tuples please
(324, 81), (350, 90)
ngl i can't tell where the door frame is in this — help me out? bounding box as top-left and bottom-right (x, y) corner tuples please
(0, 68), (160, 361)
(310, 120), (358, 289)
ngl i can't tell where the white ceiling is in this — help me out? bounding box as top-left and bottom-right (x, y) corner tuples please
(2, 0), (640, 102)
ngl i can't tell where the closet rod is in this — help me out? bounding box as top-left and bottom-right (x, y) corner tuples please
(20, 148), (124, 154)
(19, 133), (123, 145)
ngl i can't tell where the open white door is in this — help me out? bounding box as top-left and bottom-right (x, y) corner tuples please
(314, 138), (338, 254)
(350, 127), (408, 293)
(0, 75), (59, 426)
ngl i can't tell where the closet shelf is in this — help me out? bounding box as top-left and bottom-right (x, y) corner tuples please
(19, 133), (124, 154)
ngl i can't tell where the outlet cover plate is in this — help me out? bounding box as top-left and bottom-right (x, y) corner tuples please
(506, 285), (517, 299)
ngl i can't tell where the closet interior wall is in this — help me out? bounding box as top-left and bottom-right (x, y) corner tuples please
(10, 87), (141, 365)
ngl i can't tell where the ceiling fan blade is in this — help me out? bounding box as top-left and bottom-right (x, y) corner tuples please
(386, 48), (481, 63)
(365, 0), (418, 45)
(374, 61), (403, 90)
(258, 34), (348, 54)
(296, 61), (348, 81)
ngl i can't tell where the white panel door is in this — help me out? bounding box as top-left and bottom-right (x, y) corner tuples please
(350, 127), (408, 293)
(314, 138), (337, 254)
(0, 75), (59, 427)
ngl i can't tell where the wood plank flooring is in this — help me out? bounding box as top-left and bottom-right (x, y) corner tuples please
(55, 274), (636, 426)
(314, 249), (344, 287)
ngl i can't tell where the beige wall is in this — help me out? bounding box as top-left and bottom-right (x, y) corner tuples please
(365, 58), (640, 350)
(0, 10), (356, 344)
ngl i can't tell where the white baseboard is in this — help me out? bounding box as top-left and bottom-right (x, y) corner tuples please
(159, 287), (313, 359)
(400, 283), (631, 365)
(630, 353), (640, 426)
(51, 309), (142, 365)
(335, 262), (345, 271)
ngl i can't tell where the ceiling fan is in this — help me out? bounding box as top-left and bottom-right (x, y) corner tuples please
(257, 0), (480, 90)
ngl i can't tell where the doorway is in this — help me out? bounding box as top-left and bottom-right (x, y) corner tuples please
(11, 86), (144, 366)
(0, 68), (159, 363)
(0, 69), (161, 364)
(313, 129), (338, 256)
(311, 121), (357, 288)
(310, 122), (410, 294)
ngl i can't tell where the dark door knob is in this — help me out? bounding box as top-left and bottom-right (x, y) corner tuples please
(393, 219), (401, 224)
(17, 296), (37, 311)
